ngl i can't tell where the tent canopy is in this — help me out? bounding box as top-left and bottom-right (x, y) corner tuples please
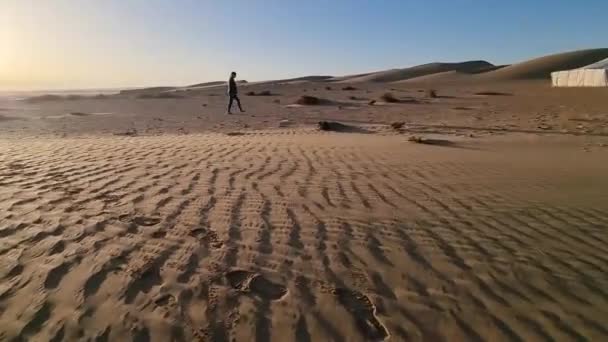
(552, 58), (608, 87)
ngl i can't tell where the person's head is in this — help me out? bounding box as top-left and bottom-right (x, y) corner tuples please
(230, 72), (237, 79)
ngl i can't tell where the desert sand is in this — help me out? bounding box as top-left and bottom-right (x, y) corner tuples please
(1, 49), (608, 341)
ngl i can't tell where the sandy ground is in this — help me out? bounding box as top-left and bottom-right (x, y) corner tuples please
(2, 81), (608, 138)
(0, 128), (607, 341)
(1, 76), (608, 341)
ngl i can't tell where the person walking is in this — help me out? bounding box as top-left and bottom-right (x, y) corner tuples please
(227, 71), (245, 114)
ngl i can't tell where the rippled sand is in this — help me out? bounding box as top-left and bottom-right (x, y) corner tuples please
(1, 131), (607, 341)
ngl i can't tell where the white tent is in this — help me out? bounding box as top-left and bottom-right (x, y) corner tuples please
(551, 58), (608, 87)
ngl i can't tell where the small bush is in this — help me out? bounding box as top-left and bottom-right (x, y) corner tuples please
(247, 90), (273, 96)
(474, 91), (512, 96)
(296, 96), (321, 105)
(318, 121), (331, 131)
(408, 136), (424, 143)
(426, 89), (437, 98)
(325, 86), (332, 90)
(390, 122), (405, 130)
(114, 128), (138, 136)
(342, 86), (357, 91)
(381, 93), (399, 103)
(368, 100), (377, 106)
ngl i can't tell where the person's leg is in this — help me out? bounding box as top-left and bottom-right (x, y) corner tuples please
(227, 95), (234, 113)
(235, 95), (244, 112)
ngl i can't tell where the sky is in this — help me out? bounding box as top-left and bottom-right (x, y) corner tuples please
(1, 0), (607, 90)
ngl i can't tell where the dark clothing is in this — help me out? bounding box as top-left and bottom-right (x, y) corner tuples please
(228, 94), (243, 113)
(228, 78), (237, 95)
(227, 76), (243, 113)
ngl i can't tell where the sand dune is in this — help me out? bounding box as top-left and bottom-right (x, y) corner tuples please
(396, 70), (471, 84)
(337, 61), (494, 83)
(110, 48), (608, 96)
(187, 81), (226, 88)
(1, 131), (607, 341)
(477, 48), (608, 81)
(397, 65), (507, 84)
(118, 87), (178, 97)
(233, 76), (333, 88)
(326, 72), (376, 82)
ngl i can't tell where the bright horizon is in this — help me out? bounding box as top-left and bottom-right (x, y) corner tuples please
(2, 0), (607, 91)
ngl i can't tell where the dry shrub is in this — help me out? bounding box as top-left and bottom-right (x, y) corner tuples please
(296, 96), (321, 105)
(318, 121), (332, 131)
(248, 90), (273, 96)
(325, 86), (332, 90)
(408, 136), (424, 143)
(318, 121), (348, 131)
(426, 89), (437, 98)
(318, 121), (368, 133)
(368, 100), (377, 106)
(381, 93), (399, 103)
(114, 128), (138, 136)
(342, 86), (357, 91)
(390, 122), (405, 130)
(474, 91), (512, 96)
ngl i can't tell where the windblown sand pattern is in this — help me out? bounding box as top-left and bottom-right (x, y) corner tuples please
(0, 132), (607, 341)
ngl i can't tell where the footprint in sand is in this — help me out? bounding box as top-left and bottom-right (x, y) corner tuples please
(333, 288), (389, 341)
(189, 228), (206, 238)
(133, 216), (161, 226)
(226, 270), (251, 290)
(249, 274), (288, 300)
(225, 270), (287, 301)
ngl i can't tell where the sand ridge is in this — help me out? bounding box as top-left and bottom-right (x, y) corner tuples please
(0, 131), (607, 341)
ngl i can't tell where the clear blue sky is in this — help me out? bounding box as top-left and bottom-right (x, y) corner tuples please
(1, 0), (607, 89)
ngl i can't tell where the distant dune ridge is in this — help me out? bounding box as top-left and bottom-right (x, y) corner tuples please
(366, 48), (608, 85)
(106, 48), (608, 96)
(477, 48), (608, 81)
(337, 60), (495, 83)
